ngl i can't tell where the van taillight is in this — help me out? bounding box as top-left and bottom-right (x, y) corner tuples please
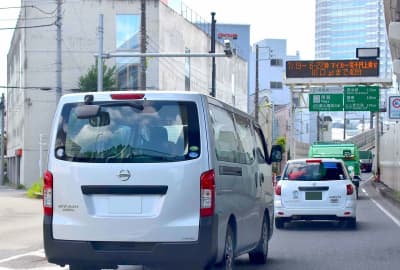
(346, 184), (354, 195)
(200, 170), (215, 217)
(110, 93), (145, 100)
(43, 170), (53, 216)
(275, 184), (282, 196)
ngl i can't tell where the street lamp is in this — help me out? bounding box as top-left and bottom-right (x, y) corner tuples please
(254, 44), (273, 122)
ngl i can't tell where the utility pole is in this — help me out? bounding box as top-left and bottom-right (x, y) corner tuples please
(375, 111), (380, 181)
(0, 94), (4, 185)
(97, 14), (104, 92)
(255, 44), (259, 122)
(39, 134), (46, 179)
(210, 12), (216, 97)
(316, 111), (320, 141)
(343, 111), (347, 140)
(56, 0), (62, 103)
(140, 0), (147, 90)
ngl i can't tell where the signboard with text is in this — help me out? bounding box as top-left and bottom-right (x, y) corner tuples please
(309, 93), (344, 111)
(286, 59), (379, 78)
(344, 85), (379, 112)
(388, 95), (400, 119)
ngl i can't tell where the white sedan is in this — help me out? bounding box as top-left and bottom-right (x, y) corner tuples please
(274, 158), (357, 229)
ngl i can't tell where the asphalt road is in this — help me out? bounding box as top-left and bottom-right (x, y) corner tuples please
(1, 174), (399, 270)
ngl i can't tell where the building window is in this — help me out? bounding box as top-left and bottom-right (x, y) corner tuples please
(117, 58), (139, 90)
(270, 58), (283, 66)
(116, 14), (140, 89)
(270, 81), (283, 89)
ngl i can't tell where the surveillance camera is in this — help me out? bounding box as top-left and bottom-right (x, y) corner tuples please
(224, 39), (231, 50)
(224, 39), (233, 57)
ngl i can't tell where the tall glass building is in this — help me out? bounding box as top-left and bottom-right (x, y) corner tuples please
(314, 0), (393, 140)
(315, 0), (392, 79)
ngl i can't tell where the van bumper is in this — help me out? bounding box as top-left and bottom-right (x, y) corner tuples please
(44, 216), (218, 269)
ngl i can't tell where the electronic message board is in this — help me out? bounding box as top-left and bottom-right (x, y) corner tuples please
(286, 59), (379, 78)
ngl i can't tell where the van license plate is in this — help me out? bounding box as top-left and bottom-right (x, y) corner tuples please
(305, 192), (322, 200)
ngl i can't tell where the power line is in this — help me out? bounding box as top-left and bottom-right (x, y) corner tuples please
(0, 21), (56, 30)
(0, 5), (57, 15)
(0, 86), (54, 90)
(0, 15), (56, 22)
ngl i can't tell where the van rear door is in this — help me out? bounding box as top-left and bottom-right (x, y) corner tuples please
(48, 94), (208, 242)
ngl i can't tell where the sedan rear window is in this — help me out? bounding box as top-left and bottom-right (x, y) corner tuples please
(282, 161), (346, 181)
(54, 101), (200, 163)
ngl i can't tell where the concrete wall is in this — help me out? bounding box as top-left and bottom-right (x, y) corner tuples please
(380, 123), (400, 191)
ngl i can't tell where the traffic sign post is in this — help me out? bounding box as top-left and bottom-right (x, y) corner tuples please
(309, 93), (344, 111)
(388, 95), (400, 119)
(344, 85), (379, 112)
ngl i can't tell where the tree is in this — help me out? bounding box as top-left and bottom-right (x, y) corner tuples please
(78, 60), (117, 92)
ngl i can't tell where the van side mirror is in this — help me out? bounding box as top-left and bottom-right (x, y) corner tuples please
(270, 145), (283, 162)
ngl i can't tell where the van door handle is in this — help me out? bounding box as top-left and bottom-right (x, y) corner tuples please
(254, 173), (258, 188)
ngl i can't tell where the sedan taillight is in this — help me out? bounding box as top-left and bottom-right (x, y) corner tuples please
(346, 184), (354, 195)
(275, 184), (282, 196)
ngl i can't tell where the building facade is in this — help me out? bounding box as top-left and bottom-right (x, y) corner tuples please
(247, 39), (312, 145)
(7, 0), (248, 187)
(315, 0), (392, 78)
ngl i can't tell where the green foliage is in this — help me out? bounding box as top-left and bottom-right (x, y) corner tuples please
(275, 136), (286, 153)
(78, 60), (117, 92)
(27, 180), (43, 198)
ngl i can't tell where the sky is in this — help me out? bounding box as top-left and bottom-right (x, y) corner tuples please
(0, 0), (316, 92)
(181, 0), (315, 57)
(0, 0), (21, 94)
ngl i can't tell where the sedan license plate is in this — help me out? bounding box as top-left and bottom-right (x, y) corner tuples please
(305, 191), (322, 200)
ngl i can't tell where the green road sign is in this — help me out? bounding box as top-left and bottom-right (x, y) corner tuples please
(309, 93), (344, 111)
(344, 85), (379, 112)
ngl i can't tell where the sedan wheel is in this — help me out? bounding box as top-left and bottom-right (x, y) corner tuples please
(275, 218), (285, 229)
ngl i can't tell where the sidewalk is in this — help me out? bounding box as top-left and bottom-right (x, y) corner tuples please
(0, 185), (27, 197)
(371, 180), (400, 208)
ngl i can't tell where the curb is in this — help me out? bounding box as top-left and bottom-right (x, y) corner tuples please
(371, 180), (400, 208)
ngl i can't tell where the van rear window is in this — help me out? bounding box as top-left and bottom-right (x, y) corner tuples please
(54, 101), (200, 163)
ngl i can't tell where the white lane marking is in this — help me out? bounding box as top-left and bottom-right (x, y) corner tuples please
(370, 197), (400, 228)
(0, 249), (45, 264)
(361, 188), (368, 196)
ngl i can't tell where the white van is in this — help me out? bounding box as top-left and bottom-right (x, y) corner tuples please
(43, 91), (282, 270)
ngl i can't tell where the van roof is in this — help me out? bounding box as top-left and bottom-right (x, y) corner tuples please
(59, 91), (207, 103)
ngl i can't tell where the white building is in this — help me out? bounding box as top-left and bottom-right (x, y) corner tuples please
(7, 0), (248, 187)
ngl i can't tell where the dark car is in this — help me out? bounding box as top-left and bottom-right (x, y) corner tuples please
(359, 150), (373, 172)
